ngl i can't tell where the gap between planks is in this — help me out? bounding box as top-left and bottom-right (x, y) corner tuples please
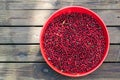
(0, 61), (119, 63)
(0, 25), (119, 27)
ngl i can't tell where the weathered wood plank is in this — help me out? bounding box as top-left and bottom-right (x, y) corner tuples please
(0, 10), (9, 25)
(0, 63), (119, 80)
(8, 10), (120, 25)
(0, 45), (119, 62)
(0, 45), (42, 61)
(109, 27), (120, 43)
(0, 10), (120, 25)
(0, 27), (41, 43)
(0, 3), (6, 10)
(6, 0), (120, 9)
(0, 27), (119, 43)
(0, 0), (18, 1)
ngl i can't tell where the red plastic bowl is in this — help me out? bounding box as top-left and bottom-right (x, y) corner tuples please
(40, 6), (110, 77)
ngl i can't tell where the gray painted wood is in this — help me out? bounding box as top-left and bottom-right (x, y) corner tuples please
(0, 10), (9, 25)
(0, 10), (120, 25)
(0, 63), (119, 80)
(108, 27), (120, 43)
(0, 45), (119, 62)
(0, 3), (6, 10)
(0, 27), (41, 43)
(0, 27), (119, 43)
(7, 0), (120, 9)
(0, 45), (42, 61)
(8, 10), (120, 25)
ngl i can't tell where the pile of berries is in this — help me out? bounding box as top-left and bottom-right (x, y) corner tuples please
(42, 12), (106, 74)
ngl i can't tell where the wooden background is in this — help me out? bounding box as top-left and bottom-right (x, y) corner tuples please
(0, 0), (120, 80)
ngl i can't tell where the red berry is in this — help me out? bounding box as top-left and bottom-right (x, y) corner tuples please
(43, 12), (106, 74)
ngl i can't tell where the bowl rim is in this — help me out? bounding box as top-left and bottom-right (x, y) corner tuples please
(40, 6), (110, 77)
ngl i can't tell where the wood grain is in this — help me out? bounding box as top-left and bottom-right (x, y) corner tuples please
(0, 10), (120, 25)
(0, 45), (42, 61)
(0, 27), (41, 43)
(0, 27), (119, 43)
(0, 63), (119, 80)
(0, 3), (6, 10)
(6, 0), (120, 9)
(0, 45), (119, 62)
(0, 10), (9, 25)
